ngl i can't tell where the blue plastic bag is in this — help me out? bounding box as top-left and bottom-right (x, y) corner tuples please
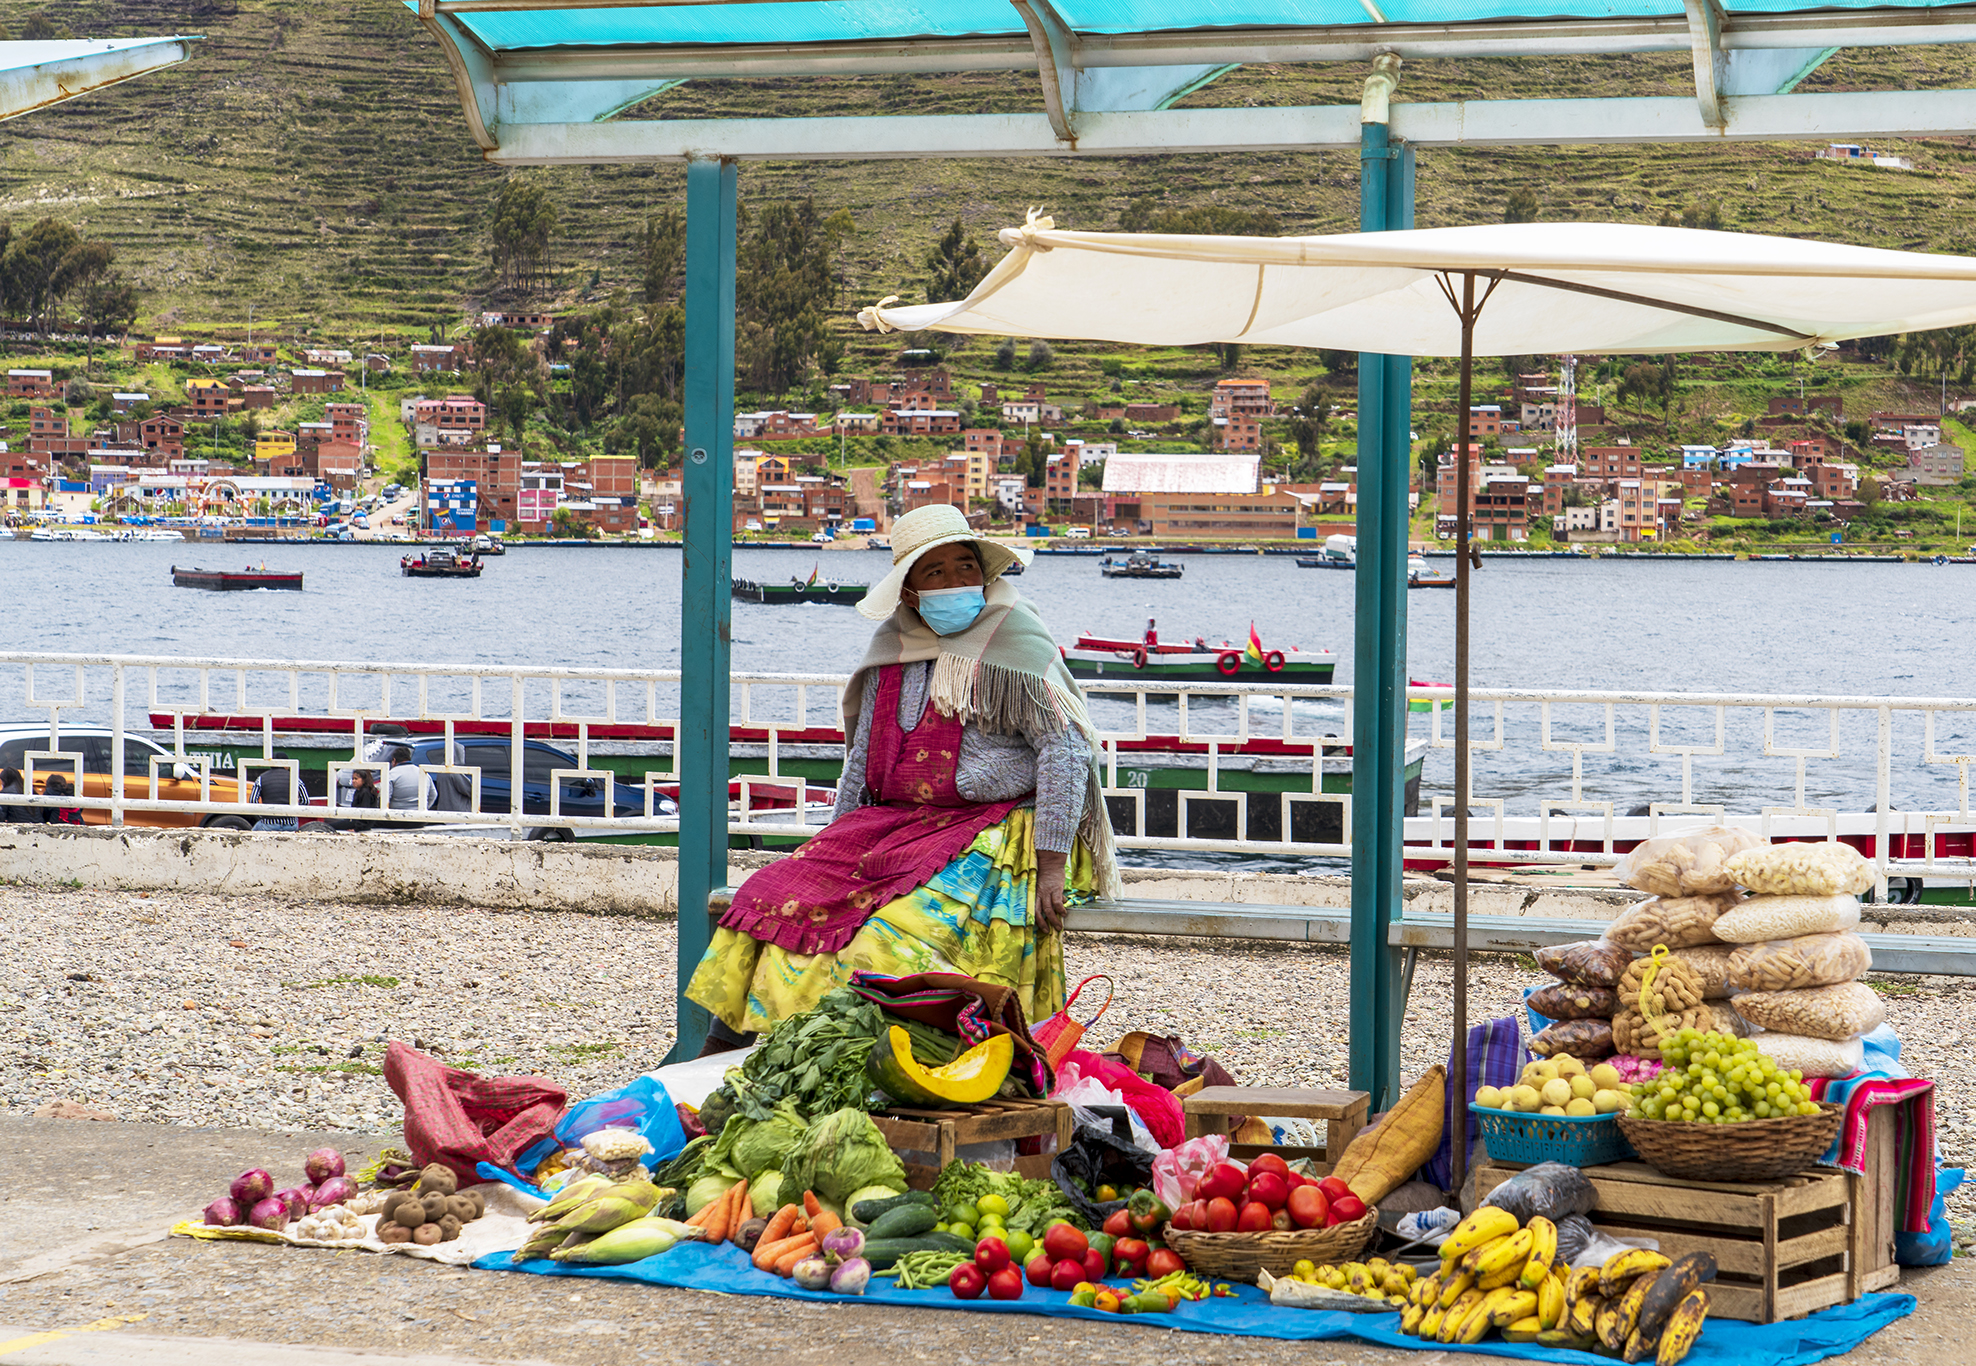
(515, 1075), (689, 1179)
(1896, 1167), (1962, 1267)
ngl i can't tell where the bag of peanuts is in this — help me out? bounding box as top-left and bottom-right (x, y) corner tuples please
(1613, 1004), (1710, 1056)
(1724, 841), (1873, 897)
(1605, 891), (1742, 953)
(1726, 932), (1872, 992)
(1731, 982), (1886, 1042)
(1530, 1018), (1615, 1059)
(1618, 950), (1706, 1017)
(1675, 943), (1741, 1000)
(1612, 825), (1763, 897)
(1710, 894), (1861, 944)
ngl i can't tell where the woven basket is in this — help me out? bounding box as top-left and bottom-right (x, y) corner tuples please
(1163, 1208), (1378, 1282)
(1618, 1103), (1844, 1182)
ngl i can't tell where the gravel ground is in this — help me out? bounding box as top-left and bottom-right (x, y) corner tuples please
(3, 881), (1970, 1217)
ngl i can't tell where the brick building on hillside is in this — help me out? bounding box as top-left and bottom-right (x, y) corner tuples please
(425, 447), (520, 531)
(291, 368), (344, 395)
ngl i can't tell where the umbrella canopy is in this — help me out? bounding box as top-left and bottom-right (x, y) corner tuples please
(858, 217), (1976, 356)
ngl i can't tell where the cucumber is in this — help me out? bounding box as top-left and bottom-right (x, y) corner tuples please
(861, 1232), (973, 1272)
(850, 1190), (936, 1227)
(866, 1204), (940, 1241)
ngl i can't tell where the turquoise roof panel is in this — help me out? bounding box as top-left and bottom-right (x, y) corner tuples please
(449, 1), (1027, 51)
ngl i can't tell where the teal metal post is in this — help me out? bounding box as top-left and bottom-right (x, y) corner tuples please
(670, 156), (737, 1062)
(1348, 116), (1415, 1110)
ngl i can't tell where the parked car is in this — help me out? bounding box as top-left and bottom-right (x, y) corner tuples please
(0, 726), (247, 829)
(402, 737), (668, 839)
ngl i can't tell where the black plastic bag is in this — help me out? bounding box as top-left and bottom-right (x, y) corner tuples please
(1479, 1161), (1597, 1222)
(1049, 1120), (1157, 1228)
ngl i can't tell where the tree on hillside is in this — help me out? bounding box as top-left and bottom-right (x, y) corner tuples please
(19, 12), (72, 40)
(924, 218), (988, 303)
(1119, 201), (1281, 236)
(735, 196), (855, 394)
(1287, 381), (1331, 480)
(1894, 324), (1976, 385)
(1661, 198), (1724, 231)
(489, 176), (559, 295)
(640, 209), (685, 306)
(1504, 189), (1541, 224)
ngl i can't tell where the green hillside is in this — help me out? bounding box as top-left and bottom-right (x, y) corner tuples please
(8, 0), (1976, 343)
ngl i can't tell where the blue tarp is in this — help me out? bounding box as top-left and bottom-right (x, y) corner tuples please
(476, 1240), (1912, 1360)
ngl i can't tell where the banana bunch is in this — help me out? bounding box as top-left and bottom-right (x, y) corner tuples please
(1287, 1256), (1416, 1306)
(512, 1176), (697, 1266)
(1550, 1248), (1717, 1365)
(1397, 1209), (1568, 1346)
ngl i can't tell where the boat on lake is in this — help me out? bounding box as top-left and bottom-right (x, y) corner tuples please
(1063, 618), (1336, 683)
(1099, 550), (1184, 579)
(471, 534), (506, 556)
(401, 547), (483, 578)
(171, 565), (304, 591)
(732, 574), (868, 605)
(1408, 554), (1455, 588)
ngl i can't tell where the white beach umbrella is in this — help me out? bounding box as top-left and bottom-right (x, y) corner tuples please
(861, 214), (1976, 1192)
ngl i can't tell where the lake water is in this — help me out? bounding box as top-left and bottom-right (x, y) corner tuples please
(5, 539), (1974, 819)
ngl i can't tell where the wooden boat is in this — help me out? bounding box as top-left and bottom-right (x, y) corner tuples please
(1099, 550), (1184, 579)
(732, 576), (869, 605)
(401, 547), (483, 578)
(1063, 618), (1335, 683)
(172, 565), (304, 591)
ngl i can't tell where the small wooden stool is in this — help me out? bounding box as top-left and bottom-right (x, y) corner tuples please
(1183, 1086), (1370, 1168)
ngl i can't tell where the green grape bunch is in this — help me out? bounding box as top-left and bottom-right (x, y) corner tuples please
(1624, 1029), (1822, 1124)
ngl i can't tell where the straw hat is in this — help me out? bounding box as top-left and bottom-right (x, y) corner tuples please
(857, 505), (1033, 621)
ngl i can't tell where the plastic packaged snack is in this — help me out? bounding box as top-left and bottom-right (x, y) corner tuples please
(1480, 1161), (1597, 1223)
(1730, 982), (1886, 1042)
(1605, 892), (1741, 953)
(1527, 983), (1621, 1022)
(1724, 841), (1873, 897)
(1675, 944), (1741, 1000)
(1698, 1001), (1749, 1037)
(1613, 825), (1763, 897)
(1710, 894), (1862, 944)
(1749, 1030), (1865, 1078)
(1617, 952), (1705, 1017)
(1534, 939), (1632, 989)
(1530, 1018), (1615, 1059)
(1727, 932), (1872, 992)
(1612, 1004), (1709, 1057)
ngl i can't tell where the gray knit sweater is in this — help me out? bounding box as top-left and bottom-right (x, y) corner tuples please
(832, 660), (1091, 853)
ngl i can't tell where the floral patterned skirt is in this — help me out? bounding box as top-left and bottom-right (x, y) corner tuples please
(685, 808), (1088, 1035)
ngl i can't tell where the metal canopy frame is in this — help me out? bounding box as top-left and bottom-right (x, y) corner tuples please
(411, 0), (1976, 1084)
(0, 37), (197, 122)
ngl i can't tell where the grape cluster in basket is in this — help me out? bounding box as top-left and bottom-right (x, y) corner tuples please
(1632, 1029), (1820, 1123)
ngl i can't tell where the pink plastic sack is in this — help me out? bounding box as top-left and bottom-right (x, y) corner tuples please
(1052, 1047), (1186, 1149)
(1152, 1134), (1234, 1211)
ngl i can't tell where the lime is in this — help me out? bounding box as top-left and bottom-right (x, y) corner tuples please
(975, 1194), (1010, 1218)
(951, 1201), (980, 1222)
(977, 1212), (1005, 1231)
(1004, 1230), (1034, 1263)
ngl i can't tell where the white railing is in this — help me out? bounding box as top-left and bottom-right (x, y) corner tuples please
(2, 651), (1974, 896)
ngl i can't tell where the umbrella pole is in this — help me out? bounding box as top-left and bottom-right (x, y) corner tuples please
(1451, 271), (1476, 1204)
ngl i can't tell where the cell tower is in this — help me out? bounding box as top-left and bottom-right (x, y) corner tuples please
(1556, 354), (1579, 462)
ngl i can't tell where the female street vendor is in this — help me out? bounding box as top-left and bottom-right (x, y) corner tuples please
(688, 504), (1120, 1050)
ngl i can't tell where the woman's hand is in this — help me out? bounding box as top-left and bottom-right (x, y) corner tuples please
(1035, 849), (1069, 934)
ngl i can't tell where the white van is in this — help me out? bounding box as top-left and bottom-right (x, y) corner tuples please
(1064, 526), (1091, 539)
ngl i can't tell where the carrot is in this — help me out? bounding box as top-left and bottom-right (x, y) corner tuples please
(684, 1199), (715, 1229)
(803, 1190), (822, 1219)
(723, 1179), (752, 1244)
(808, 1210), (842, 1240)
(771, 1234), (820, 1278)
(755, 1203), (802, 1255)
(706, 1177), (746, 1243)
(791, 1215), (809, 1236)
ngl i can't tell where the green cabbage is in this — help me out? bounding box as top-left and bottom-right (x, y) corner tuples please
(720, 1098), (809, 1180)
(750, 1171), (785, 1217)
(783, 1108), (908, 1207)
(685, 1174), (737, 1217)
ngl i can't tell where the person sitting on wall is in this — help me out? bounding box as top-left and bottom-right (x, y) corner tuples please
(40, 773), (84, 825)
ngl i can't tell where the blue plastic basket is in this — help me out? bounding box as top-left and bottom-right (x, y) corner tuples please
(1470, 1104), (1633, 1167)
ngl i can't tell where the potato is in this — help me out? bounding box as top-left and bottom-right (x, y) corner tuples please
(445, 1194), (475, 1223)
(421, 1191), (450, 1223)
(412, 1222), (443, 1246)
(378, 1222), (412, 1245)
(416, 1164), (458, 1197)
(395, 1201), (428, 1231)
(437, 1214), (464, 1242)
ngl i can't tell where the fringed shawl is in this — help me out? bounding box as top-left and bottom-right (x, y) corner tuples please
(843, 578), (1122, 898)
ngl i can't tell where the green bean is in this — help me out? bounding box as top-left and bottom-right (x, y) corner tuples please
(893, 1249), (972, 1290)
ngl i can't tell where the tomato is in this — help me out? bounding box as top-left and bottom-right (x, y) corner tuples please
(987, 1266), (1025, 1300)
(1328, 1193), (1368, 1225)
(1051, 1259), (1086, 1292)
(1247, 1171), (1289, 1211)
(1248, 1153), (1291, 1181)
(1318, 1175), (1354, 1204)
(1271, 1208), (1294, 1231)
(1095, 1184), (1118, 1203)
(1204, 1197), (1238, 1233)
(1113, 1237), (1151, 1275)
(1042, 1223), (1089, 1263)
(974, 1236), (1010, 1274)
(1237, 1200), (1274, 1233)
(1082, 1247), (1108, 1282)
(1147, 1247), (1188, 1280)
(949, 1263), (987, 1299)
(1198, 1161), (1248, 1203)
(1287, 1184), (1329, 1229)
(1103, 1208), (1133, 1239)
(1025, 1253), (1054, 1286)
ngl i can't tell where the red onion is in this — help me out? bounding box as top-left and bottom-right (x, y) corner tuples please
(308, 1177), (357, 1211)
(203, 1196), (243, 1227)
(229, 1169), (274, 1205)
(246, 1196), (289, 1231)
(272, 1187), (312, 1221)
(303, 1147), (346, 1185)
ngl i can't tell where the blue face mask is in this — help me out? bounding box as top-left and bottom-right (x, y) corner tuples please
(914, 585), (986, 635)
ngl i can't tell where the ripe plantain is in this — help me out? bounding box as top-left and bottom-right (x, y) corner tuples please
(1412, 1272), (1444, 1308)
(1568, 1290), (1607, 1339)
(1596, 1295), (1628, 1352)
(1538, 1271), (1568, 1330)
(1564, 1264), (1604, 1310)
(1635, 1253), (1720, 1341)
(1485, 1287), (1540, 1329)
(1654, 1288), (1710, 1366)
(1600, 1249), (1672, 1300)
(1503, 1316), (1545, 1343)
(1437, 1290), (1486, 1344)
(1440, 1206), (1521, 1264)
(1623, 1324), (1663, 1365)
(1539, 1328), (1600, 1351)
(1399, 1303), (1428, 1336)
(1419, 1302), (1448, 1340)
(1521, 1217), (1559, 1289)
(1612, 1268), (1658, 1347)
(1465, 1226), (1534, 1280)
(1439, 1271), (1478, 1309)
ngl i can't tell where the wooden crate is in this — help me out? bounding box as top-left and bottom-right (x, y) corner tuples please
(1848, 1100), (1903, 1298)
(1477, 1159), (1861, 1324)
(1183, 1085), (1370, 1168)
(870, 1097), (1073, 1190)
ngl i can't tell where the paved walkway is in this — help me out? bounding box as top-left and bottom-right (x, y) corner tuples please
(0, 1117), (1965, 1366)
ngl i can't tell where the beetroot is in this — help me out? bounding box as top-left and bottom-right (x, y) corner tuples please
(303, 1147), (345, 1185)
(308, 1177), (357, 1211)
(272, 1187), (312, 1221)
(247, 1197), (290, 1231)
(230, 1169), (275, 1205)
(203, 1196), (243, 1227)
